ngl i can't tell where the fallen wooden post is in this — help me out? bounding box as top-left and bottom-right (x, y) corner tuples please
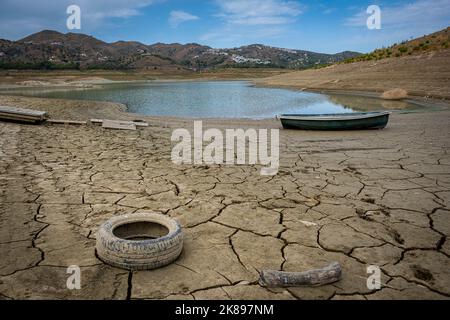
(102, 119), (136, 131)
(259, 262), (342, 287)
(0, 105), (47, 123)
(47, 119), (87, 125)
(91, 119), (148, 127)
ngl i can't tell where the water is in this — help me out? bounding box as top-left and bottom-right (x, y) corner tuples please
(2, 81), (417, 118)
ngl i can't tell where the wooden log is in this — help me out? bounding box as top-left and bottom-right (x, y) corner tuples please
(259, 262), (342, 287)
(47, 119), (87, 125)
(91, 119), (148, 127)
(0, 106), (47, 124)
(102, 120), (136, 131)
(0, 113), (43, 123)
(0, 106), (47, 120)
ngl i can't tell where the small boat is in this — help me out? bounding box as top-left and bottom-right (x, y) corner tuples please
(279, 112), (390, 130)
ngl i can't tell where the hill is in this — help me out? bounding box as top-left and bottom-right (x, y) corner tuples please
(258, 27), (450, 100)
(0, 30), (361, 70)
(342, 27), (450, 63)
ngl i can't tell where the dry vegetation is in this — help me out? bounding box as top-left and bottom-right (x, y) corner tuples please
(343, 27), (450, 63)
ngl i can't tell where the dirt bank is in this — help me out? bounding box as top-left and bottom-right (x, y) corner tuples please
(257, 49), (450, 100)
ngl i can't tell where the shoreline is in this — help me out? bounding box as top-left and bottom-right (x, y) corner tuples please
(0, 77), (449, 124)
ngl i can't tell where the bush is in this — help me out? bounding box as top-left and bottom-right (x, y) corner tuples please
(398, 46), (408, 53)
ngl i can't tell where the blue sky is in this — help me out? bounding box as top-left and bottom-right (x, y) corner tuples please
(0, 0), (449, 53)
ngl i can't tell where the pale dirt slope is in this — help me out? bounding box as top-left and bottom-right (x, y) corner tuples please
(258, 49), (450, 100)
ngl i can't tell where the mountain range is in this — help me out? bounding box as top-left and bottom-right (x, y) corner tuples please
(0, 30), (361, 70)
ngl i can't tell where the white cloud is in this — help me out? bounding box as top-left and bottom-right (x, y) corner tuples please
(323, 8), (336, 15)
(200, 25), (286, 44)
(0, 0), (164, 40)
(199, 0), (302, 47)
(345, 0), (450, 28)
(215, 0), (302, 26)
(169, 10), (199, 28)
(342, 0), (450, 52)
(82, 0), (162, 19)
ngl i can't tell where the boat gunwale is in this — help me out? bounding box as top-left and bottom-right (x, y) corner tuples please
(278, 111), (391, 121)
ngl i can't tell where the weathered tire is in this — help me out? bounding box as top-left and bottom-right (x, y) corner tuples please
(96, 212), (183, 270)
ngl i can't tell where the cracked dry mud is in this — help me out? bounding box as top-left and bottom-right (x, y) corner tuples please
(0, 95), (449, 300)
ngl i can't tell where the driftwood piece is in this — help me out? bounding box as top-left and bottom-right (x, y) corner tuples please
(91, 119), (149, 127)
(102, 120), (136, 131)
(0, 105), (47, 123)
(47, 119), (87, 125)
(259, 262), (342, 287)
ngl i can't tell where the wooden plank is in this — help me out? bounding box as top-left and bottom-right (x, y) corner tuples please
(0, 113), (42, 121)
(0, 113), (45, 123)
(102, 120), (136, 131)
(47, 119), (87, 125)
(91, 119), (148, 127)
(0, 111), (45, 119)
(0, 106), (47, 119)
(131, 121), (149, 127)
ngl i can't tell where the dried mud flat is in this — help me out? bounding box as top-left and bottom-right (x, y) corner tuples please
(0, 95), (449, 300)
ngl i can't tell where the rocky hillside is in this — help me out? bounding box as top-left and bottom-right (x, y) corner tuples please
(0, 30), (360, 70)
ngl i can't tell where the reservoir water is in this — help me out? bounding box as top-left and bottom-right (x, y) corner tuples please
(2, 81), (417, 118)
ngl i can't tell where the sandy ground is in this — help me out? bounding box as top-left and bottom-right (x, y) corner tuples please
(0, 93), (450, 300)
(0, 68), (289, 88)
(258, 49), (450, 100)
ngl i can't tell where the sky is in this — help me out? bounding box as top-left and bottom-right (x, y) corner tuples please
(0, 0), (449, 54)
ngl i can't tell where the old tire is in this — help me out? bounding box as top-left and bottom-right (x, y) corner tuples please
(96, 212), (183, 270)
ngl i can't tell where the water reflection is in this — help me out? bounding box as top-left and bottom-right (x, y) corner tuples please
(0, 81), (419, 118)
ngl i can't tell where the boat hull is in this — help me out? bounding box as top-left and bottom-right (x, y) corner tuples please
(280, 112), (390, 131)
